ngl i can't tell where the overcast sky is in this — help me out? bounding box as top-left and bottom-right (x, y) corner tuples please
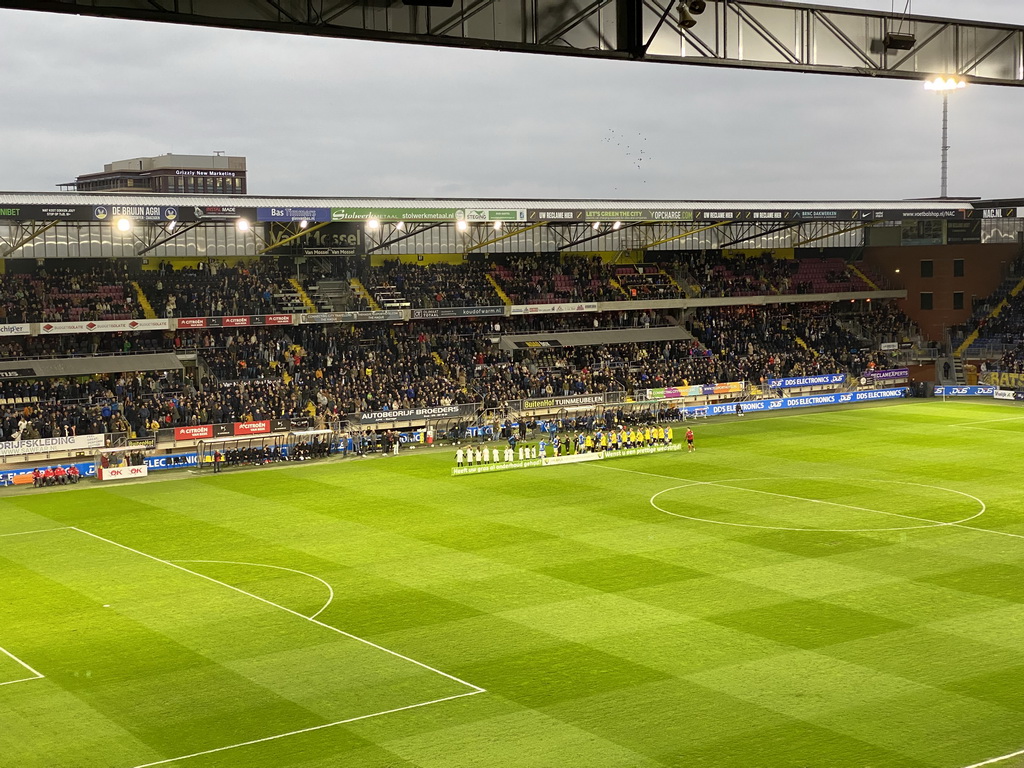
(0, 0), (1021, 202)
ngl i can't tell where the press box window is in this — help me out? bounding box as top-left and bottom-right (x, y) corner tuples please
(920, 260), (934, 278)
(953, 259), (964, 277)
(920, 292), (933, 310)
(953, 292), (964, 310)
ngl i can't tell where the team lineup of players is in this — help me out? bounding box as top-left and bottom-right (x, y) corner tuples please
(455, 424), (687, 466)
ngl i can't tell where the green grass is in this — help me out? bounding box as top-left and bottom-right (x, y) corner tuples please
(2, 399), (1024, 767)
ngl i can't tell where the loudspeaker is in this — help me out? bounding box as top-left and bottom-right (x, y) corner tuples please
(883, 32), (916, 50)
(688, 0), (706, 13)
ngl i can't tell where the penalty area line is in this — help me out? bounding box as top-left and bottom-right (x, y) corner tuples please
(68, 527), (484, 694)
(0, 526), (72, 539)
(128, 689), (484, 768)
(0, 645), (45, 687)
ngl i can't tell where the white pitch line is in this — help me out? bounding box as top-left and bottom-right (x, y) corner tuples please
(949, 415), (1024, 428)
(959, 745), (1024, 768)
(594, 464), (1021, 538)
(172, 559), (335, 620)
(0, 526), (71, 539)
(0, 645), (45, 687)
(69, 527), (484, 693)
(128, 689), (484, 768)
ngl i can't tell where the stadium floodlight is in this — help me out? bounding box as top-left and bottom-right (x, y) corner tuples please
(395, 221), (405, 231)
(165, 220), (176, 233)
(592, 221), (602, 230)
(365, 217), (380, 230)
(299, 219), (308, 229)
(612, 221), (622, 230)
(924, 75), (967, 198)
(236, 218), (250, 232)
(456, 220), (469, 232)
(493, 221), (503, 231)
(115, 217), (132, 233)
(925, 76), (966, 92)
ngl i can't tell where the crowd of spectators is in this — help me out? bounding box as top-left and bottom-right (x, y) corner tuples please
(850, 302), (920, 345)
(0, 253), (885, 326)
(690, 304), (891, 384)
(0, 264), (136, 323)
(493, 255), (625, 304)
(0, 370), (185, 442)
(363, 261), (499, 308)
(136, 261), (291, 318)
(0, 295), (908, 445)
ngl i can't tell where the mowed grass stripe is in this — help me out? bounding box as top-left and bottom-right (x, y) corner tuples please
(0, 528), (471, 767)
(1, 400), (1023, 767)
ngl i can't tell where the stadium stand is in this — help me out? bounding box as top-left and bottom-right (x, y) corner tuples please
(0, 264), (137, 323)
(136, 262), (292, 318)
(0, 299), (900, 443)
(362, 261), (500, 308)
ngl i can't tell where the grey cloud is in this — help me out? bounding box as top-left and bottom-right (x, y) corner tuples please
(0, 6), (1021, 202)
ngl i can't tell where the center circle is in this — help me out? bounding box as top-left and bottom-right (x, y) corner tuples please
(650, 477), (986, 533)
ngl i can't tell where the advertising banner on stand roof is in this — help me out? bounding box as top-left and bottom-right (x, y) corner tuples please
(527, 209), (585, 222)
(459, 209), (526, 223)
(91, 204), (180, 222)
(268, 222), (363, 256)
(257, 207), (331, 223)
(330, 207), (457, 221)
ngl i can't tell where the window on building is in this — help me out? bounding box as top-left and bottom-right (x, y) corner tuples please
(920, 260), (934, 278)
(920, 292), (933, 310)
(953, 292), (964, 310)
(953, 259), (965, 277)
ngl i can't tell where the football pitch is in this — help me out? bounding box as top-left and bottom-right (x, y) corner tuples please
(3, 399), (1024, 768)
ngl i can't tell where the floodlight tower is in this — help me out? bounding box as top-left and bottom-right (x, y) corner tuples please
(924, 76), (967, 199)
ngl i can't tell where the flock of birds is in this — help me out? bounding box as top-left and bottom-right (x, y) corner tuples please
(601, 128), (650, 189)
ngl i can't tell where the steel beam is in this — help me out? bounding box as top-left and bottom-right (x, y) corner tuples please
(2, 0), (1022, 86)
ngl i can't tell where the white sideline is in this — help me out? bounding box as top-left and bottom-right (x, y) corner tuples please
(171, 559), (335, 620)
(960, 746), (1024, 768)
(0, 645), (45, 688)
(128, 690), (483, 768)
(69, 527), (484, 693)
